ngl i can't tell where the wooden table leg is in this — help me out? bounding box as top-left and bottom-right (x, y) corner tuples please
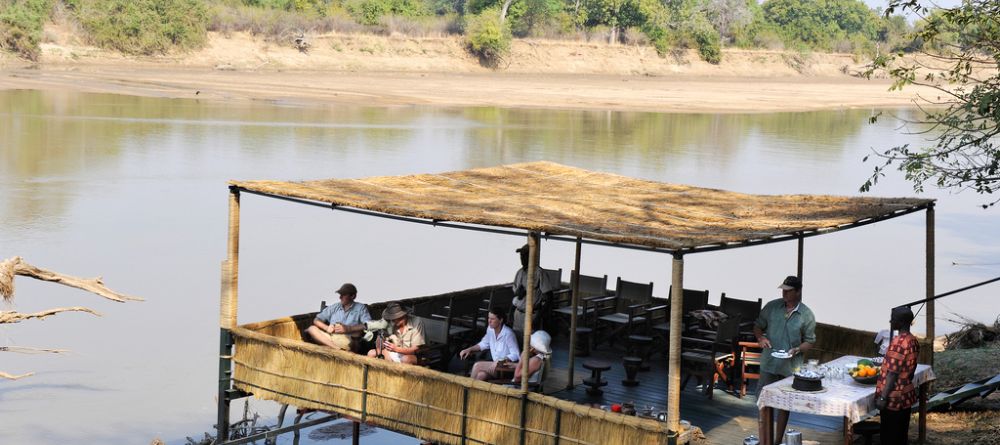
(918, 382), (929, 443)
(843, 417), (853, 445)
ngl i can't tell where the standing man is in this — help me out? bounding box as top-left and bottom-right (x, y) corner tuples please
(306, 283), (372, 351)
(876, 306), (919, 445)
(512, 244), (557, 334)
(755, 275), (817, 444)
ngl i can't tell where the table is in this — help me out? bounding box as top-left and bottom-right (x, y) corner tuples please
(757, 355), (935, 445)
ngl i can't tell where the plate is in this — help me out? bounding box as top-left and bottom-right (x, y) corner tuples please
(771, 350), (793, 359)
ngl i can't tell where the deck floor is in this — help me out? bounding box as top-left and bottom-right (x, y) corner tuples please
(449, 332), (851, 444)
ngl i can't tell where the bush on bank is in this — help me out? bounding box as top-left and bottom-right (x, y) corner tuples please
(465, 7), (511, 67)
(74, 0), (208, 55)
(0, 0), (53, 61)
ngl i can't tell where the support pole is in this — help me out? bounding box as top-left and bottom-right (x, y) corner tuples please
(521, 232), (540, 392)
(217, 186), (242, 442)
(352, 421), (360, 445)
(666, 254), (684, 432)
(796, 235), (804, 283)
(926, 204), (935, 353)
(566, 237), (582, 390)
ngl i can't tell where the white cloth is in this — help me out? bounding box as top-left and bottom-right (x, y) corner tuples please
(874, 329), (892, 355)
(757, 355), (936, 424)
(476, 325), (521, 362)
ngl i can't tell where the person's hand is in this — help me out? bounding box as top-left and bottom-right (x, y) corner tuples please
(459, 348), (470, 360)
(332, 323), (346, 334)
(758, 337), (771, 349)
(383, 340), (395, 352)
(325, 324), (334, 334)
(789, 347), (800, 356)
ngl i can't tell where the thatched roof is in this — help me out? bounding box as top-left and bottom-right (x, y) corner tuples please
(231, 161), (932, 252)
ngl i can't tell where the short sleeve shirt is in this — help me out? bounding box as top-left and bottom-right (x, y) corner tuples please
(390, 315), (426, 349)
(876, 331), (919, 411)
(513, 267), (558, 309)
(755, 298), (817, 376)
(316, 302), (372, 327)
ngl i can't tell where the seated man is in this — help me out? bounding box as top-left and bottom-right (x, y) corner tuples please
(512, 330), (551, 384)
(368, 303), (425, 365)
(305, 283), (371, 352)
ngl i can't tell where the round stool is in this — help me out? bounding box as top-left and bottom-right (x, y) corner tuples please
(627, 334), (653, 371)
(622, 356), (643, 386)
(854, 420), (880, 445)
(582, 360), (611, 396)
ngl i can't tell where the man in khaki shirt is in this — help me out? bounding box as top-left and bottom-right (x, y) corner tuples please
(368, 303), (425, 364)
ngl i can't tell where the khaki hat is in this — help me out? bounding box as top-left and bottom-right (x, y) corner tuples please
(382, 303), (408, 321)
(336, 283), (358, 295)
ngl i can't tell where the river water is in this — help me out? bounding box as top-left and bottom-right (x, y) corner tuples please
(1, 89), (997, 444)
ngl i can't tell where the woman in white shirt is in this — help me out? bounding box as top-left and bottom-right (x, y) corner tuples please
(459, 308), (521, 380)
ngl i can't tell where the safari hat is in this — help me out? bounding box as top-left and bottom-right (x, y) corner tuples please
(382, 303), (408, 321)
(530, 330), (552, 356)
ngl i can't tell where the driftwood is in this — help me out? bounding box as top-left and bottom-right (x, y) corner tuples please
(1, 256), (143, 303)
(1, 256), (141, 380)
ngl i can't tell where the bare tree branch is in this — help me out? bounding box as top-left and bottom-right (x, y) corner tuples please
(0, 371), (34, 380)
(0, 256), (143, 303)
(1, 346), (69, 354)
(0, 307), (101, 324)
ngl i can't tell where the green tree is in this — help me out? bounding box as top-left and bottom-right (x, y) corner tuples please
(862, 0), (1000, 207)
(0, 0), (52, 61)
(76, 0), (208, 55)
(763, 0), (880, 50)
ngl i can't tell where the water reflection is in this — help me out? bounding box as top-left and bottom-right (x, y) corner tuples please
(1, 89), (997, 445)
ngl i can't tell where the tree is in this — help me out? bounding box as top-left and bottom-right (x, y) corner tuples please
(862, 0), (1000, 207)
(701, 0), (752, 44)
(1, 256), (142, 379)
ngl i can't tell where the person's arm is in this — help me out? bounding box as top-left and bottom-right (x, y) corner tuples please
(514, 356), (543, 380)
(459, 344), (482, 360)
(791, 310), (818, 357)
(501, 329), (521, 362)
(313, 318), (333, 334)
(877, 371), (899, 410)
(753, 324), (771, 349)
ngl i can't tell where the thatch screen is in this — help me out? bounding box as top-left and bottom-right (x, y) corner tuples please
(231, 316), (693, 445)
(231, 161), (932, 251)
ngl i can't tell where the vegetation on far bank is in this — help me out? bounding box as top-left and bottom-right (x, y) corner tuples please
(0, 0), (968, 67)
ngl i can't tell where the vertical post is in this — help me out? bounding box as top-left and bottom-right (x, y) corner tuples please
(217, 186), (241, 442)
(796, 235), (804, 283)
(566, 237), (582, 390)
(925, 204), (935, 356)
(666, 254), (684, 432)
(352, 421), (360, 445)
(521, 232), (540, 392)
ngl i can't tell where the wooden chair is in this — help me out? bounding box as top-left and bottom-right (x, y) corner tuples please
(738, 340), (762, 397)
(476, 285), (516, 332)
(551, 273), (609, 331)
(680, 315), (741, 399)
(414, 316), (451, 371)
(431, 296), (477, 352)
(593, 278), (654, 346)
(537, 267), (564, 330)
(647, 287), (710, 345)
(718, 293), (762, 339)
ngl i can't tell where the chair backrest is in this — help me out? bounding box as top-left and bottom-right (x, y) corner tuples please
(528, 356), (549, 388)
(668, 286), (710, 312)
(418, 316), (449, 346)
(449, 295), (481, 319)
(412, 301), (435, 318)
(489, 286), (515, 311)
(712, 315), (742, 357)
(615, 278), (654, 311)
(718, 293), (762, 322)
(573, 273), (609, 299)
(541, 268), (563, 289)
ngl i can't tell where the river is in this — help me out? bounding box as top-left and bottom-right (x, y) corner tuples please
(1, 89), (996, 444)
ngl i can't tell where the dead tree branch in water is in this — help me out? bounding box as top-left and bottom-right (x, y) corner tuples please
(1, 256), (142, 379)
(1, 256), (143, 303)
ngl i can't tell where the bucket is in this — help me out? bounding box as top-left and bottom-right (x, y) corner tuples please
(784, 429), (802, 445)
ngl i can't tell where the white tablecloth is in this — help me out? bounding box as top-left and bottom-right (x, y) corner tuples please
(756, 355), (936, 424)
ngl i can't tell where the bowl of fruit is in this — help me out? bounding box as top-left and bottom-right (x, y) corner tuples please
(851, 359), (879, 385)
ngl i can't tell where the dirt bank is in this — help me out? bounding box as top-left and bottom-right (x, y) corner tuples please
(0, 29), (935, 113)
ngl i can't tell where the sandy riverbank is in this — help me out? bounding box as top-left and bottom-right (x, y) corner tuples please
(0, 31), (935, 113)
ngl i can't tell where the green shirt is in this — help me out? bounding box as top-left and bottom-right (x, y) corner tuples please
(755, 298), (817, 376)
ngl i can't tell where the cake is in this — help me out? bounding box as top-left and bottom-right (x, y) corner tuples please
(791, 374), (823, 392)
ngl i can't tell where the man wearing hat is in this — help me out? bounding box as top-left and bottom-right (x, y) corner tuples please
(512, 244), (558, 334)
(306, 283), (372, 351)
(754, 275), (817, 444)
(876, 306), (919, 444)
(368, 302), (425, 364)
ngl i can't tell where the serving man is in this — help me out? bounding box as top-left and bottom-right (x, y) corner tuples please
(876, 306), (919, 445)
(512, 244), (558, 333)
(754, 275), (817, 444)
(306, 283), (372, 351)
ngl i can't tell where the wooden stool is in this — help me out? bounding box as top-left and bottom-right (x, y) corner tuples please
(854, 420), (880, 445)
(627, 334), (653, 371)
(622, 356), (643, 386)
(582, 360), (611, 396)
(575, 327), (593, 357)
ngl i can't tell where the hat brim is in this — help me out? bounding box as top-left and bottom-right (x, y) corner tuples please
(778, 284), (799, 290)
(384, 311), (407, 321)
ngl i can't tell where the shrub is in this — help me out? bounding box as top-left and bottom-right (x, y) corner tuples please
(344, 0), (430, 26)
(0, 0), (53, 61)
(465, 7), (510, 67)
(693, 23), (721, 64)
(75, 0), (208, 55)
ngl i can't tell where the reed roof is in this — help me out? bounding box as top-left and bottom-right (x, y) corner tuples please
(231, 161), (932, 252)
